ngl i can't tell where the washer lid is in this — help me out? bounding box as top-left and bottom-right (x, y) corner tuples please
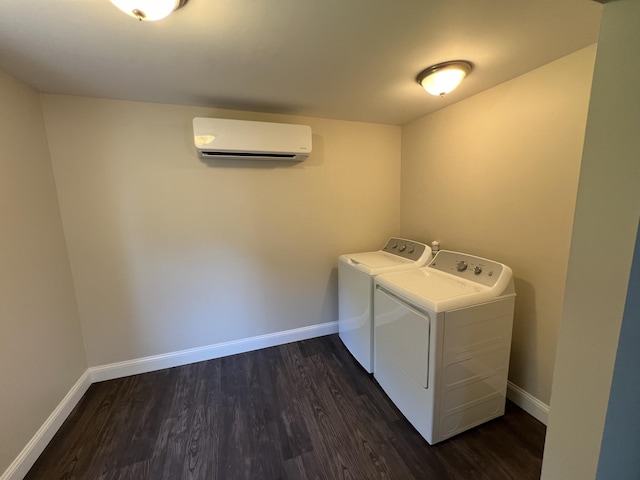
(339, 238), (432, 274)
(340, 251), (414, 275)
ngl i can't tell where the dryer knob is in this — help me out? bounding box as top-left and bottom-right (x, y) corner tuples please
(456, 260), (468, 272)
(408, 247), (415, 253)
(473, 265), (483, 275)
(399, 245), (407, 252)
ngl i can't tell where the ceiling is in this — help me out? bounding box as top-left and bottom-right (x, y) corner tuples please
(0, 0), (602, 125)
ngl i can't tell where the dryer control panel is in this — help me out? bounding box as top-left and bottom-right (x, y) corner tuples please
(428, 250), (504, 288)
(381, 237), (429, 262)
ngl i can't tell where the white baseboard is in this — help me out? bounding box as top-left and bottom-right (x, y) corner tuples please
(2, 322), (337, 480)
(1, 370), (92, 480)
(8, 323), (548, 480)
(89, 321), (338, 383)
(507, 380), (549, 425)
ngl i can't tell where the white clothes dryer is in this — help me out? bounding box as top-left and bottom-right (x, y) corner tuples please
(373, 250), (516, 444)
(338, 238), (432, 373)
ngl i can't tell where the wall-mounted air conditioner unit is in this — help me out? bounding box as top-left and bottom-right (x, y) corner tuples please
(193, 117), (312, 161)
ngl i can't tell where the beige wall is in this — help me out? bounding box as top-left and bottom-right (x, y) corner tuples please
(3, 36), (621, 476)
(0, 72), (87, 473)
(40, 96), (401, 367)
(542, 1), (640, 478)
(400, 46), (596, 405)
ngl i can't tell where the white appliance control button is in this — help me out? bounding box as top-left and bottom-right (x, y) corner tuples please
(473, 265), (483, 275)
(399, 245), (407, 252)
(456, 260), (468, 272)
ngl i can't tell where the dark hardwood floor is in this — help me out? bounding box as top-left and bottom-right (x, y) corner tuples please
(25, 334), (545, 480)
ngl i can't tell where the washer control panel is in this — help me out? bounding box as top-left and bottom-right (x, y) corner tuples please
(381, 237), (428, 262)
(428, 250), (504, 288)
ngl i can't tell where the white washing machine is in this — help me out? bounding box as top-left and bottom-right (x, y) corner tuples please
(373, 250), (516, 444)
(338, 238), (432, 373)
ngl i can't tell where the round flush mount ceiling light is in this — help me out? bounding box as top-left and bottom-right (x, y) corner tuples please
(110, 0), (188, 21)
(416, 61), (473, 97)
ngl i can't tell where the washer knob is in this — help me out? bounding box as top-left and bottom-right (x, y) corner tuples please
(473, 265), (483, 275)
(408, 247), (415, 253)
(399, 245), (407, 252)
(456, 260), (468, 272)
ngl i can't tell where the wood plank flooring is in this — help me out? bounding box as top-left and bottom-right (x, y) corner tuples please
(25, 334), (546, 480)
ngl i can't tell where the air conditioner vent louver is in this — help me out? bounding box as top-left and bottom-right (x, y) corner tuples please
(199, 151), (298, 159)
(193, 117), (312, 162)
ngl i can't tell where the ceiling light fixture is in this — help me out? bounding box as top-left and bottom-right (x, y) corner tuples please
(110, 0), (188, 21)
(416, 61), (473, 97)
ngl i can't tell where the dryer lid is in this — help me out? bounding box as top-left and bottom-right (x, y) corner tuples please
(375, 251), (515, 312)
(376, 268), (485, 311)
